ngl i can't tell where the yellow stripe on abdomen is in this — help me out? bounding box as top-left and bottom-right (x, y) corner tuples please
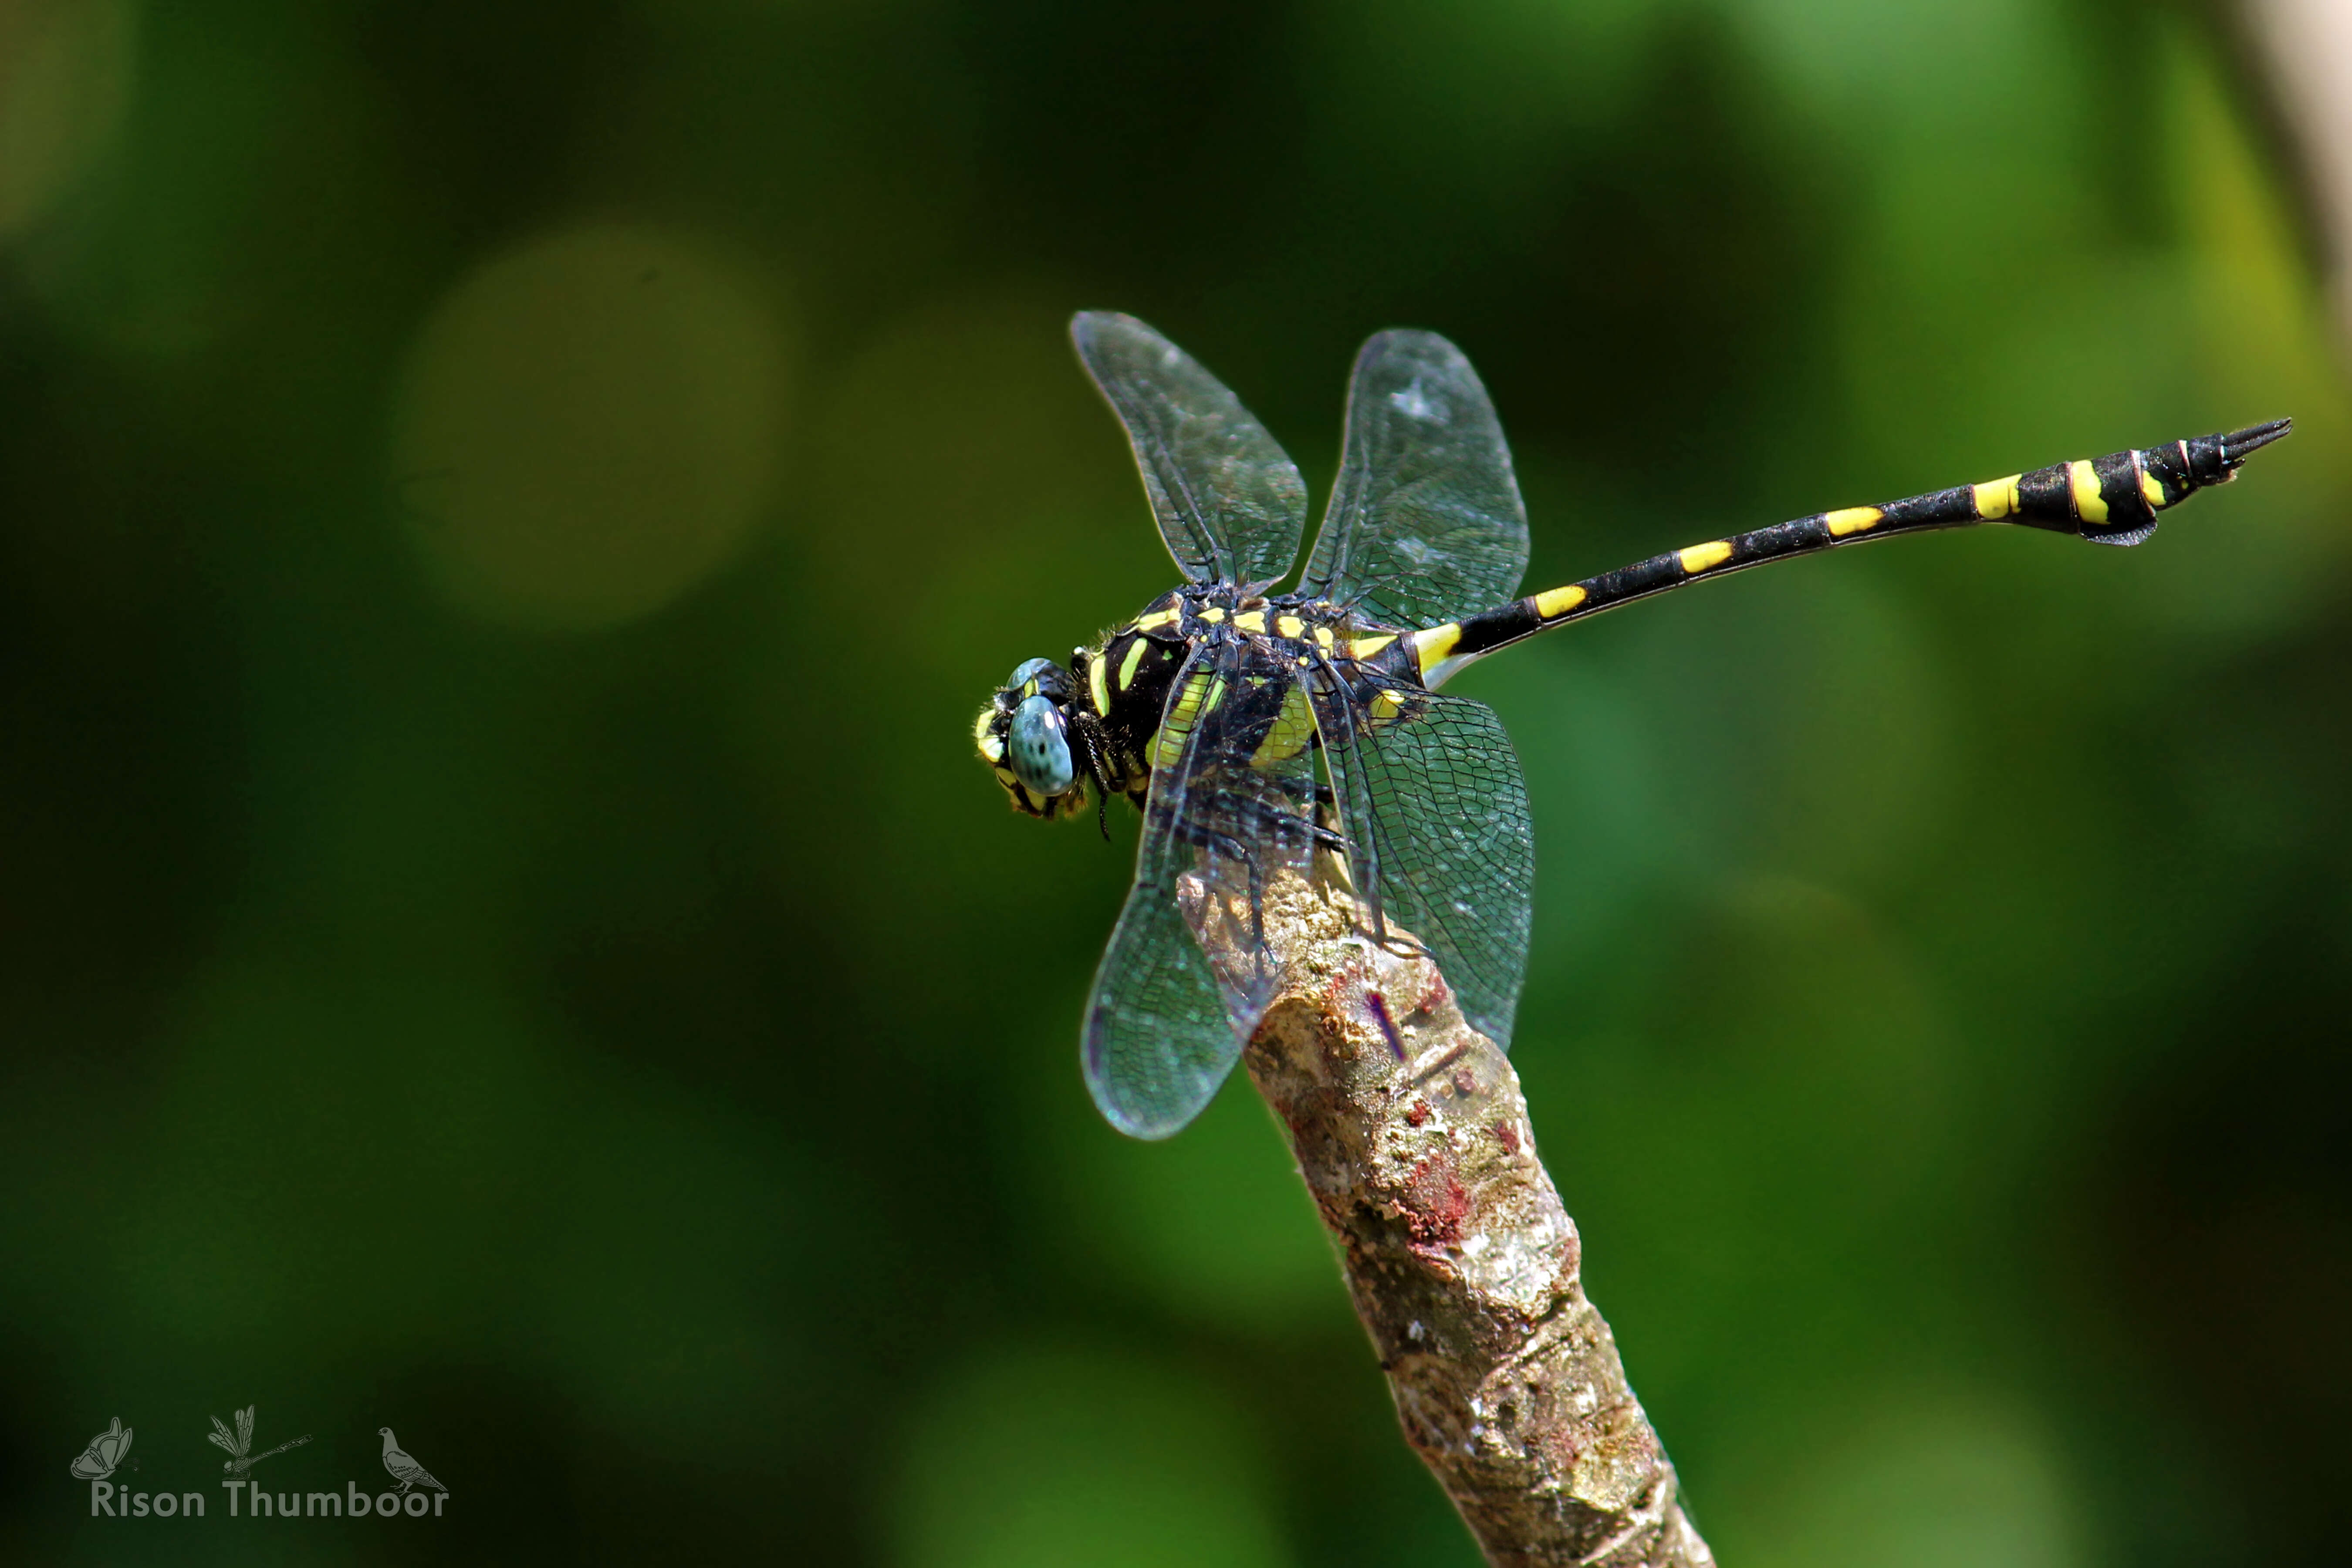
(1972, 474), (2020, 519)
(2068, 459), (2108, 524)
(1533, 584), (1585, 618)
(1678, 540), (1733, 574)
(1411, 622), (1461, 670)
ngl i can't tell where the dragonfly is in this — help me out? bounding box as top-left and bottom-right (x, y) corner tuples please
(207, 1405), (312, 1477)
(975, 311), (2289, 1139)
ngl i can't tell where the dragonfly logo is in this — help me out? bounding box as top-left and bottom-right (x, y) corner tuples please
(208, 1405), (311, 1477)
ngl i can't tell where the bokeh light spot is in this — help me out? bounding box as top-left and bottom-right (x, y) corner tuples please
(890, 1345), (1295, 1568)
(1022, 1045), (1346, 1333)
(390, 223), (789, 630)
(0, 0), (136, 237)
(1737, 1400), (2082, 1568)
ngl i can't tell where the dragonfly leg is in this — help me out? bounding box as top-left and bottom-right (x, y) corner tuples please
(1305, 784), (1353, 851)
(1294, 814), (1350, 853)
(1177, 790), (1340, 860)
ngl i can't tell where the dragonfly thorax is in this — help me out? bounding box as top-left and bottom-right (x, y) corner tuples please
(975, 585), (1376, 826)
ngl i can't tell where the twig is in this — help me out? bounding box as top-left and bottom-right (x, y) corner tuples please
(1193, 869), (1714, 1567)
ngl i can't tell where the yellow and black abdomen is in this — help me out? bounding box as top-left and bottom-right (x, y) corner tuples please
(1990, 432), (2247, 547)
(1410, 419), (2291, 686)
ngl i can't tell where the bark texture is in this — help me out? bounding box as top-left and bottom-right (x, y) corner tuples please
(1195, 869), (1713, 1567)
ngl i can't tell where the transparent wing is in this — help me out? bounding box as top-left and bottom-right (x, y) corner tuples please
(1315, 676), (1533, 1048)
(1300, 329), (1528, 627)
(1071, 311), (1308, 589)
(1083, 640), (1322, 1138)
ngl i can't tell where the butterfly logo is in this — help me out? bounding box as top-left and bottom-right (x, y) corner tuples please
(69, 1417), (132, 1480)
(206, 1405), (311, 1476)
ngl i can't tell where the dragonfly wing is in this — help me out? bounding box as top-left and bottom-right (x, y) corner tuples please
(1301, 329), (1528, 627)
(1315, 678), (1534, 1048)
(1083, 853), (1240, 1139)
(1071, 312), (1308, 589)
(1083, 640), (1321, 1137)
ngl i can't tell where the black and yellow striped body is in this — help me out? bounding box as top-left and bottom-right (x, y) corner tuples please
(978, 307), (2295, 1142)
(979, 420), (2287, 818)
(978, 585), (1429, 822)
(1080, 596), (1194, 804)
(1406, 421), (2291, 685)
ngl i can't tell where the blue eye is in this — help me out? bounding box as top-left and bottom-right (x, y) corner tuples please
(1008, 694), (1075, 797)
(1008, 657), (1059, 691)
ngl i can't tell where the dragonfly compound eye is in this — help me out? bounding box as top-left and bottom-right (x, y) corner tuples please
(1008, 656), (1061, 693)
(1007, 694), (1075, 798)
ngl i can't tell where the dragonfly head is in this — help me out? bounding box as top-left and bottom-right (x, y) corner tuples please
(977, 656), (1091, 820)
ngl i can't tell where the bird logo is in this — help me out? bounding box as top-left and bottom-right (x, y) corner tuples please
(69, 1417), (132, 1480)
(378, 1428), (447, 1496)
(206, 1405), (312, 1477)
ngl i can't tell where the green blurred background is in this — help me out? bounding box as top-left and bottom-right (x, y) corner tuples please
(3, 0), (2347, 1563)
